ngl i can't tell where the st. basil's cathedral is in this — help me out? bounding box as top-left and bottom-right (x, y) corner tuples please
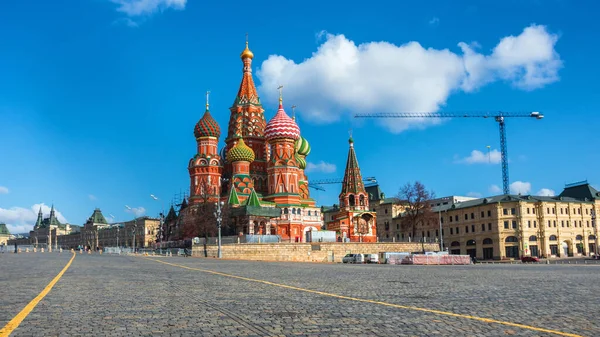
(187, 40), (376, 242)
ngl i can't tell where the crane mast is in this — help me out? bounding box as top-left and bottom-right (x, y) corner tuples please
(354, 112), (543, 195)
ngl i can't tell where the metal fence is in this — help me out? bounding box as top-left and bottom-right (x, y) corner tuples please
(195, 235), (283, 245)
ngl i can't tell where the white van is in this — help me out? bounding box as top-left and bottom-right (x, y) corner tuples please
(365, 254), (379, 264)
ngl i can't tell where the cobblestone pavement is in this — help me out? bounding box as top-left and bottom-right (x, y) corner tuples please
(1, 253), (598, 337)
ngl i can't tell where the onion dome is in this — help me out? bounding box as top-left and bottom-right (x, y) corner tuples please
(240, 41), (254, 60)
(194, 109), (220, 139)
(227, 137), (255, 163)
(295, 136), (311, 156)
(295, 154), (307, 170)
(265, 104), (300, 141)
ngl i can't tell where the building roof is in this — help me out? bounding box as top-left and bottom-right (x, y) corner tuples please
(194, 108), (221, 139)
(227, 137), (255, 163)
(340, 137), (365, 196)
(87, 208), (109, 225)
(430, 193), (595, 213)
(559, 181), (600, 201)
(245, 189), (261, 207)
(366, 184), (384, 202)
(265, 102), (300, 141)
(0, 223), (10, 235)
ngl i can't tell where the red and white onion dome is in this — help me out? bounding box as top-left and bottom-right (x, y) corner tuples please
(265, 103), (300, 141)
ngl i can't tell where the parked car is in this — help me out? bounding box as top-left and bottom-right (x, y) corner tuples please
(521, 256), (540, 263)
(354, 254), (366, 264)
(365, 254), (379, 264)
(342, 254), (357, 263)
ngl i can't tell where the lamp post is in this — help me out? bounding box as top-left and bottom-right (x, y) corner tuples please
(592, 209), (597, 256)
(150, 194), (164, 247)
(215, 200), (224, 258)
(125, 205), (138, 253)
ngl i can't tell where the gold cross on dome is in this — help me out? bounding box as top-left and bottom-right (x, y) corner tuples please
(291, 105), (297, 119)
(206, 90), (210, 109)
(277, 85), (284, 104)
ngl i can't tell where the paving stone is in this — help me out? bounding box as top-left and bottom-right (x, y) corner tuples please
(0, 253), (598, 336)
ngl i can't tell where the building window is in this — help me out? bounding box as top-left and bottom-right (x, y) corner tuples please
(455, 215), (458, 221)
(481, 211), (485, 218)
(449, 216), (453, 223)
(511, 208), (516, 215)
(441, 217), (444, 223)
(435, 230), (439, 237)
(396, 224), (399, 230)
(456, 227), (459, 234)
(503, 209), (508, 215)
(464, 214), (468, 220)
(587, 221), (590, 227)
(532, 208), (536, 214)
(471, 213), (475, 219)
(481, 224), (485, 231)
(527, 208), (530, 214)
(512, 221), (517, 229)
(561, 208), (563, 214)
(487, 210), (491, 217)
(488, 223), (492, 230)
(385, 209), (388, 214)
(533, 221), (537, 228)
(553, 220), (556, 227)
(504, 221), (509, 229)
(450, 228), (453, 235)
(553, 208), (555, 214)
(578, 208), (581, 215)
(471, 224), (475, 232)
(528, 220), (531, 228)
(561, 220), (564, 227)
(547, 207), (550, 214)
(465, 226), (468, 233)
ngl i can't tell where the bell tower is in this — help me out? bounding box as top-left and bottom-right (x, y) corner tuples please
(189, 91), (223, 203)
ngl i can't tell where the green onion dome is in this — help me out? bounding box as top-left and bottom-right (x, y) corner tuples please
(194, 109), (221, 139)
(295, 154), (307, 170)
(295, 136), (311, 156)
(226, 137), (255, 163)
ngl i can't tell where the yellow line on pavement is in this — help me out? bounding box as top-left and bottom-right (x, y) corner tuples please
(146, 258), (584, 337)
(0, 252), (76, 337)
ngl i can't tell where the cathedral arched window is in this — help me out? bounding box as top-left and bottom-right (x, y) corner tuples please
(284, 208), (289, 214)
(349, 195), (355, 207)
(292, 208), (296, 214)
(308, 210), (312, 216)
(359, 195), (365, 206)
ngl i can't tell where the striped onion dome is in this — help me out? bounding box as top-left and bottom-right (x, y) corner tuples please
(295, 136), (311, 156)
(194, 109), (220, 139)
(295, 154), (307, 170)
(265, 104), (300, 141)
(226, 137), (255, 163)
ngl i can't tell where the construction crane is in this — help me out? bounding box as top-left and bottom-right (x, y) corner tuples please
(354, 112), (544, 195)
(308, 177), (377, 191)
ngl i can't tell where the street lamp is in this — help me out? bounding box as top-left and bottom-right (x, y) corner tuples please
(125, 205), (138, 253)
(150, 194), (164, 247)
(592, 209), (597, 256)
(215, 200), (224, 258)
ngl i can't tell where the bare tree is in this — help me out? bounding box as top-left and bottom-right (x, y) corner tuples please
(397, 181), (436, 239)
(181, 179), (218, 240)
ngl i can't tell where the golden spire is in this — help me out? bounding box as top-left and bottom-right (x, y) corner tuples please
(277, 85), (283, 105)
(291, 105), (297, 121)
(205, 90), (210, 110)
(240, 33), (254, 60)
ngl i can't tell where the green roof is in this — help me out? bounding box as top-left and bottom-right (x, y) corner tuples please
(228, 187), (240, 205)
(230, 205), (281, 217)
(0, 223), (10, 235)
(246, 189), (261, 207)
(88, 208), (108, 224)
(559, 182), (600, 201)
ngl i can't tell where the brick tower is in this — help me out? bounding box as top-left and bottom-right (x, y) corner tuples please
(264, 88), (302, 206)
(328, 136), (377, 242)
(189, 92), (223, 204)
(222, 39), (268, 195)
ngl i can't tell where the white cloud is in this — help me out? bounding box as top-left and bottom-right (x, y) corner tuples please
(110, 0), (186, 16)
(305, 161), (336, 173)
(256, 24), (561, 133)
(89, 194), (97, 201)
(455, 149), (501, 164)
(125, 206), (146, 217)
(0, 203), (68, 234)
(489, 185), (502, 194)
(467, 192), (482, 198)
(0, 186), (8, 194)
(429, 17), (440, 26)
(510, 181), (531, 195)
(537, 188), (555, 196)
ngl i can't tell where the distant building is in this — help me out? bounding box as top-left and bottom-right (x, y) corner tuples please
(393, 181), (599, 260)
(326, 137), (377, 242)
(0, 223), (11, 246)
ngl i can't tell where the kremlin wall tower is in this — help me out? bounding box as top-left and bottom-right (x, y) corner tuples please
(186, 41), (376, 243)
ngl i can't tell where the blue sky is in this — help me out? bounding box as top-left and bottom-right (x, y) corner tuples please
(1, 0), (599, 233)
